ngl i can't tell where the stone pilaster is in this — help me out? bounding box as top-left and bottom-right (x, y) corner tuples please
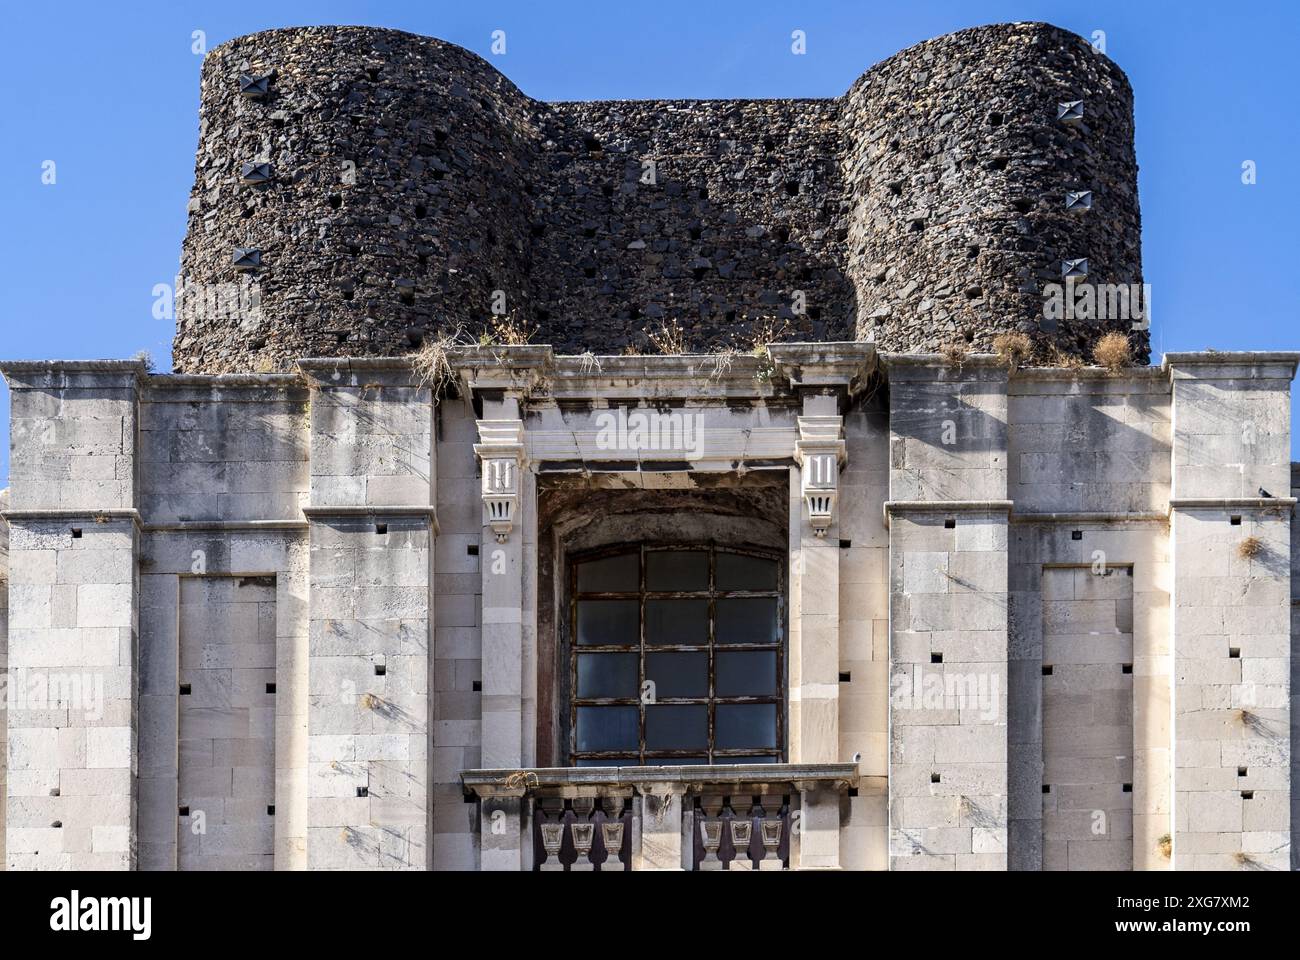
(2, 360), (145, 869)
(789, 397), (845, 771)
(885, 356), (1010, 870)
(474, 404), (528, 869)
(301, 360), (434, 870)
(1166, 353), (1296, 870)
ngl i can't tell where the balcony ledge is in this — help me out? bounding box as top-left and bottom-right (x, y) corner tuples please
(461, 762), (859, 799)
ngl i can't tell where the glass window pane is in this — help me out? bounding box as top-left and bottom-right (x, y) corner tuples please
(576, 600), (638, 646)
(576, 757), (635, 767)
(576, 706), (639, 752)
(646, 550), (708, 591)
(715, 704), (778, 749)
(715, 755), (780, 765)
(716, 597), (778, 644)
(577, 652), (639, 699)
(645, 756), (711, 765)
(576, 552), (639, 592)
(645, 598), (708, 645)
(716, 651), (777, 697)
(645, 651), (708, 699)
(716, 553), (779, 591)
(645, 704), (707, 750)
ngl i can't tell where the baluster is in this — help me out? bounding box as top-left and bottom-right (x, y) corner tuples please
(696, 796), (726, 871)
(598, 797), (627, 873)
(758, 796), (784, 871)
(728, 797), (757, 871)
(570, 797), (596, 871)
(536, 799), (566, 872)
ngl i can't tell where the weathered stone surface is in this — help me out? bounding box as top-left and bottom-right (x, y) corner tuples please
(173, 21), (1144, 373)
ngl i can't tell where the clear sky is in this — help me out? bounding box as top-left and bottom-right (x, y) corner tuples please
(1, 0), (1297, 486)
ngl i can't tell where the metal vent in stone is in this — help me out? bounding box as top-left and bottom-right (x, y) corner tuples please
(1057, 100), (1084, 124)
(232, 247), (262, 271)
(240, 162), (273, 185)
(1065, 190), (1093, 212)
(239, 73), (271, 98)
(1061, 258), (1089, 280)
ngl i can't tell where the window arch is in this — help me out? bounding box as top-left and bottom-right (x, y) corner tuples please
(569, 544), (785, 766)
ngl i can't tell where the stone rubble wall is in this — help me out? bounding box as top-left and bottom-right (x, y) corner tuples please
(174, 21), (1144, 372)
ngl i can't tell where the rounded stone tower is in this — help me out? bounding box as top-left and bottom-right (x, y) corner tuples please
(173, 22), (1145, 372)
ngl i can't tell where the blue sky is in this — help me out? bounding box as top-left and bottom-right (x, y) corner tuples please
(1, 0), (1297, 485)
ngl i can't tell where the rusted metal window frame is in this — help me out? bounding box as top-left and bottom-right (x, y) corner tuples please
(568, 542), (787, 765)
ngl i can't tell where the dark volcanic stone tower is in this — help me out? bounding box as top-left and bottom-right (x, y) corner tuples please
(173, 21), (1144, 372)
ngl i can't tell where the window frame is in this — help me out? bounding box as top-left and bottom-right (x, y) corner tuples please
(567, 542), (787, 766)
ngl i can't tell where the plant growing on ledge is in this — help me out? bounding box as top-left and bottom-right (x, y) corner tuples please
(410, 324), (466, 395)
(740, 316), (791, 382)
(646, 317), (689, 355)
(1093, 331), (1132, 373)
(992, 331), (1033, 369)
(939, 340), (968, 369)
(479, 314), (536, 347)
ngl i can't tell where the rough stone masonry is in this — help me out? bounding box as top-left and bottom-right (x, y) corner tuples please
(0, 22), (1294, 873)
(173, 21), (1142, 372)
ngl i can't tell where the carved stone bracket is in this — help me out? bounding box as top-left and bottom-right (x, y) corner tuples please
(474, 419), (526, 542)
(794, 415), (846, 537)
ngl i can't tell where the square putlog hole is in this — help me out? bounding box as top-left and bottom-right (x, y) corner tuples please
(374, 664), (386, 676)
(357, 786), (369, 798)
(1229, 647), (1241, 659)
(943, 518), (956, 529)
(1121, 663), (1133, 675)
(931, 773), (941, 784)
(179, 683), (192, 695)
(1042, 665), (1053, 676)
(930, 653), (943, 664)
(1241, 791), (1254, 800)
(266, 682), (276, 694)
(1238, 767), (1248, 777)
(839, 672), (852, 683)
(71, 528), (83, 539)
(1071, 530), (1083, 541)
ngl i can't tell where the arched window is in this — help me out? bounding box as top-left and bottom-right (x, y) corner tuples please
(569, 544), (785, 766)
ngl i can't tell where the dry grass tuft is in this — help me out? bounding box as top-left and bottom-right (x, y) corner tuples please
(646, 318), (689, 355)
(1238, 535), (1264, 560)
(479, 314), (535, 347)
(1157, 834), (1172, 859)
(1048, 345), (1085, 370)
(1093, 332), (1132, 373)
(410, 325), (465, 394)
(938, 341), (968, 368)
(992, 332), (1033, 369)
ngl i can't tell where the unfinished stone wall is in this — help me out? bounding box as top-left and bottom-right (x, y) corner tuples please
(177, 576), (276, 870)
(1040, 566), (1134, 870)
(174, 21), (1143, 372)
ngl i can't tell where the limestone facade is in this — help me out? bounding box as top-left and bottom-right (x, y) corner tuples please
(1, 347), (1293, 870)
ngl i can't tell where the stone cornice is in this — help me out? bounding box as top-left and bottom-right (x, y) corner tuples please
(1162, 351), (1300, 381)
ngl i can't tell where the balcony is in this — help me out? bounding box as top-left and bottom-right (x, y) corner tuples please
(461, 763), (858, 871)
